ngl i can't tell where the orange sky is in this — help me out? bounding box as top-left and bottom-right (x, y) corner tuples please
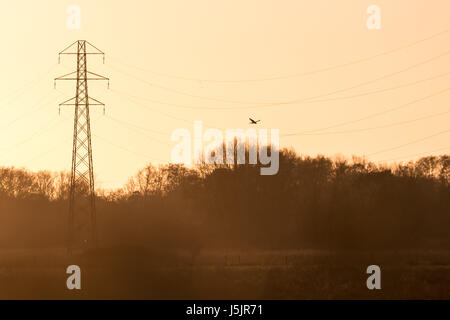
(1, 0), (449, 189)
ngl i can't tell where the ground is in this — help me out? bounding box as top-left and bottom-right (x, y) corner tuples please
(0, 248), (449, 299)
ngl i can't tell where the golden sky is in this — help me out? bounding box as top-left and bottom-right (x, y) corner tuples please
(1, 0), (449, 189)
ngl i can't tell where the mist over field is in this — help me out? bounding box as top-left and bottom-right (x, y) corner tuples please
(1, 149), (449, 251)
(0, 149), (448, 299)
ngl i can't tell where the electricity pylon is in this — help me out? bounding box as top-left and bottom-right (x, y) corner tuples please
(55, 40), (109, 253)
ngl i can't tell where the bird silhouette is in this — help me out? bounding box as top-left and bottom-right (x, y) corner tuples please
(249, 118), (260, 124)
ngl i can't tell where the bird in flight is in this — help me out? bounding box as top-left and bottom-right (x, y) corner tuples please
(249, 118), (260, 124)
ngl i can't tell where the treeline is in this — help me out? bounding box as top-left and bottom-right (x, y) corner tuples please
(0, 149), (449, 251)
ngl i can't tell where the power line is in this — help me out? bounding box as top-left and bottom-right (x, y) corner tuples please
(105, 116), (168, 145)
(367, 128), (450, 157)
(18, 115), (102, 166)
(110, 89), (226, 130)
(282, 87), (450, 136)
(113, 69), (450, 111)
(19, 137), (71, 165)
(114, 84), (450, 143)
(0, 63), (59, 109)
(304, 70), (450, 104)
(378, 146), (450, 162)
(0, 91), (58, 130)
(110, 48), (450, 110)
(244, 68), (450, 109)
(108, 26), (450, 83)
(109, 64), (272, 105)
(0, 115), (61, 152)
(105, 114), (169, 135)
(282, 108), (450, 136)
(93, 133), (165, 162)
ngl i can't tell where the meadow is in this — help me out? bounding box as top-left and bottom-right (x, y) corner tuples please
(0, 248), (449, 299)
(0, 151), (449, 299)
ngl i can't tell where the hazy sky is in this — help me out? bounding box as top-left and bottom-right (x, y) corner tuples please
(1, 0), (449, 189)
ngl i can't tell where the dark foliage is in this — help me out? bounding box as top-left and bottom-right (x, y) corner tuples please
(0, 150), (449, 252)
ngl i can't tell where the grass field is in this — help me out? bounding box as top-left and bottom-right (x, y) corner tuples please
(0, 248), (449, 299)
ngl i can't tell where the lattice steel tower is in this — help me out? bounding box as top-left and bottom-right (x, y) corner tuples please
(55, 40), (109, 253)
